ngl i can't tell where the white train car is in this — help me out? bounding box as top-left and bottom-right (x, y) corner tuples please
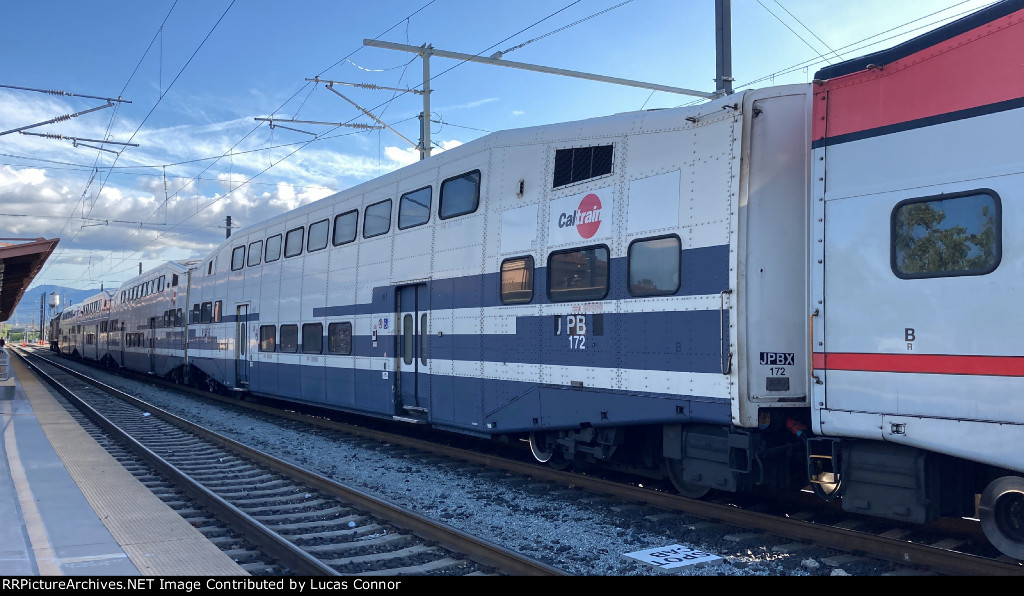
(806, 1), (1024, 555)
(109, 260), (193, 377)
(58, 291), (112, 360)
(55, 304), (81, 356)
(184, 83), (814, 494)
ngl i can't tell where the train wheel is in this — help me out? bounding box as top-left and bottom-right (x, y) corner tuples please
(664, 458), (711, 500)
(979, 476), (1024, 560)
(528, 433), (571, 470)
(811, 471), (842, 502)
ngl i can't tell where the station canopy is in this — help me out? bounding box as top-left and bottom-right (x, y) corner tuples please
(0, 238), (59, 322)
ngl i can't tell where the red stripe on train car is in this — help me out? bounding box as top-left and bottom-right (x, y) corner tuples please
(813, 352), (1024, 377)
(812, 10), (1024, 142)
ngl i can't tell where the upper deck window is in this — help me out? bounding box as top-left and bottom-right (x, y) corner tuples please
(285, 227), (304, 258)
(399, 186), (432, 229)
(333, 210), (358, 246)
(891, 190), (1001, 279)
(308, 219), (329, 252)
(231, 246), (245, 271)
(553, 145), (613, 188)
(247, 240), (263, 267)
(439, 170), (480, 219)
(265, 234), (282, 262)
(364, 199), (392, 238)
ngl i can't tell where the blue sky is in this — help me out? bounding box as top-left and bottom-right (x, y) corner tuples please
(0, 0), (997, 293)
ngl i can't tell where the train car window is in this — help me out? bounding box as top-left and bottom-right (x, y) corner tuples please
(399, 186), (432, 229)
(628, 235), (681, 296)
(231, 246), (246, 271)
(553, 145), (613, 188)
(420, 313), (428, 365)
(213, 301), (222, 323)
(208, 261), (213, 275)
(892, 190), (1001, 279)
(200, 302), (213, 324)
(327, 322), (352, 355)
(158, 277), (164, 292)
(301, 323), (323, 354)
(247, 240), (263, 267)
(265, 234), (282, 262)
(332, 210), (358, 246)
(402, 314), (413, 365)
(279, 325), (298, 353)
(500, 256), (535, 304)
(363, 199), (392, 238)
(439, 170), (480, 219)
(547, 245), (610, 302)
(176, 309), (182, 327)
(308, 219), (329, 252)
(285, 227), (304, 258)
(172, 274), (179, 287)
(259, 325), (276, 352)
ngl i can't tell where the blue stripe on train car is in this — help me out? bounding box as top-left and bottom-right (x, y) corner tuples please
(245, 359), (731, 436)
(313, 244), (731, 318)
(262, 309), (729, 374)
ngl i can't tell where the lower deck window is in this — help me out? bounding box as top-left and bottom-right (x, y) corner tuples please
(547, 245), (609, 302)
(259, 325), (276, 352)
(302, 323), (323, 354)
(328, 322), (352, 355)
(279, 325), (298, 353)
(628, 235), (680, 296)
(500, 256), (534, 304)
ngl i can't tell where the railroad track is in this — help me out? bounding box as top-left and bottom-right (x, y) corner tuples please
(22, 348), (1024, 576)
(15, 349), (565, 577)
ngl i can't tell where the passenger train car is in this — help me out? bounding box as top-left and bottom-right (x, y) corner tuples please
(52, 0), (1024, 559)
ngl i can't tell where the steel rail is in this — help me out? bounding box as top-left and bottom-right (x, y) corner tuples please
(16, 352), (338, 576)
(17, 349), (566, 577)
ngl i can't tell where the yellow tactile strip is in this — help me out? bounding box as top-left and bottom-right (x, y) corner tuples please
(10, 356), (248, 576)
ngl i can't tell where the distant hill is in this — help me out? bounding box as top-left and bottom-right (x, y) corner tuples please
(8, 285), (102, 327)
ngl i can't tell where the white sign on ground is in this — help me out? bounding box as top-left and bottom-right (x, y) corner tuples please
(623, 544), (724, 572)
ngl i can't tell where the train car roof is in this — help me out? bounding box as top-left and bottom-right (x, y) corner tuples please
(814, 0), (1024, 80)
(219, 90), (746, 244)
(115, 259), (195, 293)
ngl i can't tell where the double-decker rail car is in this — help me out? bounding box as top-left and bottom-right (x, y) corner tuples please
(49, 0), (1024, 559)
(102, 260), (194, 377)
(182, 82), (814, 501)
(57, 291), (112, 360)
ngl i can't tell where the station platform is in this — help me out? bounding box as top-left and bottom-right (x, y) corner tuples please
(0, 348), (247, 576)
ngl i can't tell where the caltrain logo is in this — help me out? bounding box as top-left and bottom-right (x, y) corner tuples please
(557, 193), (603, 239)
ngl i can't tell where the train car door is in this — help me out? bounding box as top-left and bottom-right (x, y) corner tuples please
(235, 304), (249, 387)
(148, 317), (156, 373)
(395, 284), (430, 419)
(89, 324), (99, 360)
